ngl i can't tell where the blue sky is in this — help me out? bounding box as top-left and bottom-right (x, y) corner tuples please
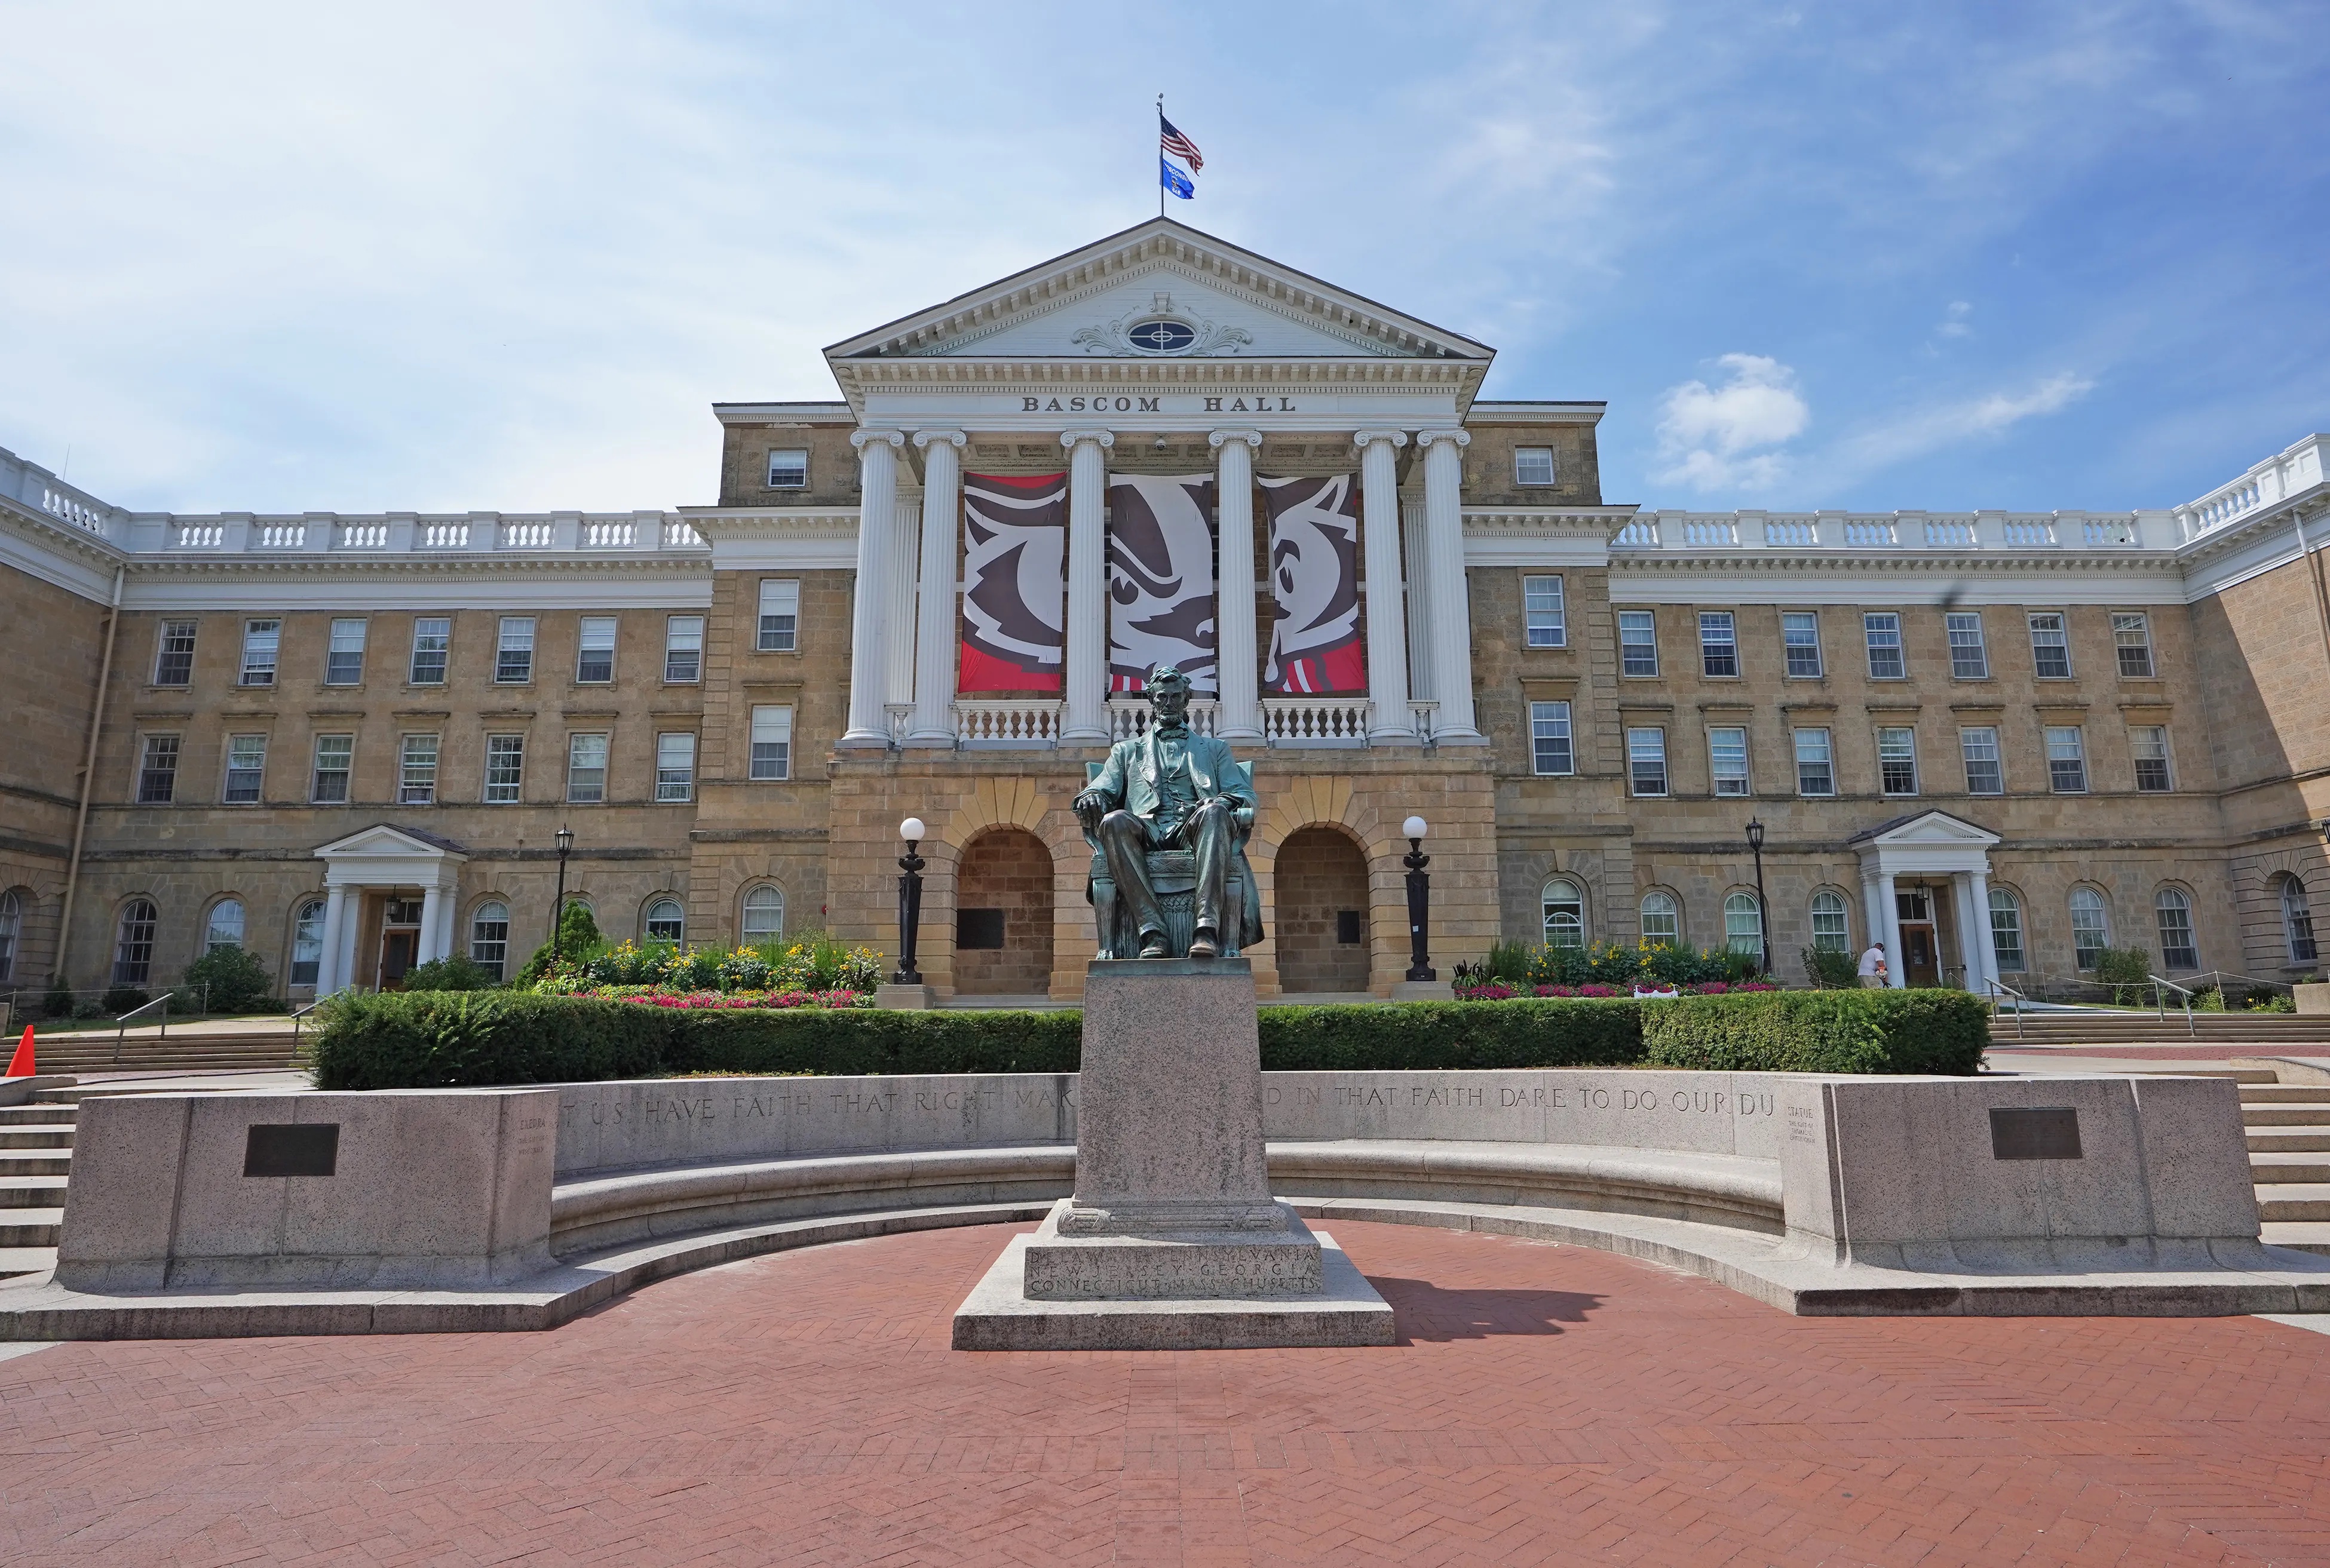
(3, 2), (2324, 516)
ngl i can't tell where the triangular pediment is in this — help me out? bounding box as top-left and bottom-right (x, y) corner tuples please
(314, 824), (469, 861)
(1848, 810), (2001, 848)
(825, 219), (1493, 370)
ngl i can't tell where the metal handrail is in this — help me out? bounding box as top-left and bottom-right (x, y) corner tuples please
(112, 992), (168, 1064)
(288, 998), (326, 1062)
(2148, 973), (2197, 1039)
(1985, 978), (2027, 1039)
(2191, 968), (2302, 997)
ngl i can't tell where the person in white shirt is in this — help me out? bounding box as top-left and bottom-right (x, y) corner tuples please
(1857, 943), (1888, 987)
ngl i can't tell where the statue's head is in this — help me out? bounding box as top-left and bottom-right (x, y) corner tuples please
(1146, 664), (1192, 724)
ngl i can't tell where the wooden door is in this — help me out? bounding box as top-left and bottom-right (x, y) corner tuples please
(379, 930), (416, 989)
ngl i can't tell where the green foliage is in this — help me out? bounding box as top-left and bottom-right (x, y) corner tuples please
(2090, 946), (2153, 1004)
(400, 954), (502, 992)
(43, 986), (75, 1020)
(514, 901), (606, 989)
(539, 930), (884, 996)
(1641, 989), (1989, 1075)
(1257, 998), (1643, 1071)
(2248, 990), (2297, 1013)
(1801, 944), (1860, 990)
(309, 991), (673, 1090)
(1513, 940), (1750, 990)
(2194, 984), (2228, 1011)
(1481, 939), (1533, 986)
(675, 1007), (1083, 1077)
(101, 984), (149, 1015)
(176, 944), (276, 1012)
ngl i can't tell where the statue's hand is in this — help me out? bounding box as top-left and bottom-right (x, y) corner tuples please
(1072, 790), (1109, 827)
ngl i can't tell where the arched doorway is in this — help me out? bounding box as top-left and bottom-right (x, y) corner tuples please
(954, 828), (1056, 996)
(1273, 826), (1370, 993)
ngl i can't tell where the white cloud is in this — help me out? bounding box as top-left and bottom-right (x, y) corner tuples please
(1653, 354), (1810, 490)
(1837, 371), (2096, 472)
(1936, 300), (1973, 338)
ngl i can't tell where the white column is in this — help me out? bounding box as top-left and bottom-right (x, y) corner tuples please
(884, 494), (918, 718)
(1209, 428), (1264, 740)
(1060, 428), (1114, 743)
(416, 884), (444, 965)
(1967, 866), (1996, 995)
(1354, 432), (1414, 742)
(1416, 429), (1484, 744)
(907, 429), (967, 747)
(841, 429), (904, 747)
(1880, 871), (1905, 989)
(315, 883), (348, 994)
(1402, 499), (1433, 710)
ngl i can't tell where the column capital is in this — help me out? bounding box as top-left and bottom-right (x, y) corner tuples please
(1414, 428), (1471, 452)
(1207, 428), (1264, 451)
(1351, 430), (1409, 453)
(850, 428), (906, 451)
(911, 429), (967, 450)
(1060, 428), (1116, 451)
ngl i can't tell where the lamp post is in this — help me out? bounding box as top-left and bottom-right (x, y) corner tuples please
(550, 823), (575, 963)
(1745, 817), (1770, 975)
(1402, 815), (1434, 983)
(893, 817), (927, 986)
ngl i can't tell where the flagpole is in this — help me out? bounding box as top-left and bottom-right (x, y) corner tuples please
(1157, 93), (1165, 219)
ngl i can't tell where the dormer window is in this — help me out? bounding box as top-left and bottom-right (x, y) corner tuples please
(766, 450), (808, 489)
(1514, 447), (1556, 486)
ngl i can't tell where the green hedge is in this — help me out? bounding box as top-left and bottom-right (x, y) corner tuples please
(1640, 989), (1988, 1075)
(308, 986), (1985, 1090)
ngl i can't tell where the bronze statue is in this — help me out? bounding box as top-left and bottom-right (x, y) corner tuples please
(1074, 665), (1263, 960)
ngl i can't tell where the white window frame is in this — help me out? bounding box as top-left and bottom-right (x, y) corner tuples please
(410, 617), (450, 685)
(483, 734), (525, 804)
(741, 884), (786, 942)
(2028, 612), (2073, 679)
(1863, 613), (1905, 680)
(222, 733), (266, 804)
(1781, 611), (1822, 678)
(495, 616), (536, 684)
(757, 581), (801, 653)
(1513, 447), (1556, 486)
(1699, 612), (1738, 678)
(2069, 887), (2110, 969)
(138, 733), (181, 804)
(154, 619), (197, 686)
(655, 732), (697, 803)
(664, 615), (704, 683)
(1989, 887), (2027, 973)
(1618, 609), (1658, 677)
(290, 897), (325, 987)
(1724, 891), (1764, 959)
(1877, 726), (1918, 796)
(1528, 701), (1574, 777)
(1522, 575), (1565, 649)
(576, 616), (617, 684)
(1960, 727), (2003, 796)
(1627, 728), (1667, 797)
(2155, 887), (2198, 971)
(644, 897), (686, 944)
(204, 897), (245, 952)
(2045, 726), (2087, 794)
(2113, 612), (2155, 679)
(1946, 612), (1988, 679)
(567, 733), (609, 805)
(311, 733), (354, 805)
(1793, 728), (1834, 797)
(325, 618), (367, 686)
(2283, 877), (2319, 964)
(2130, 725), (2172, 792)
(1708, 726), (1749, 797)
(1809, 890), (1850, 954)
(1541, 879), (1585, 949)
(765, 449), (809, 489)
(750, 705), (794, 781)
(399, 733), (439, 806)
(1639, 891), (1680, 947)
(469, 900), (510, 981)
(240, 618), (281, 687)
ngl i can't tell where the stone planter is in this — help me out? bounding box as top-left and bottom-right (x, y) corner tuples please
(2295, 982), (2330, 1015)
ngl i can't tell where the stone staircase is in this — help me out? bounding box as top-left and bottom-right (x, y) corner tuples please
(1990, 1011), (2330, 1048)
(0, 1098), (73, 1281)
(24, 1026), (307, 1075)
(2243, 1067), (2330, 1256)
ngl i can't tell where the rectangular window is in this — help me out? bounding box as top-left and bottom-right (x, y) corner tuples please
(2159, 897), (2198, 970)
(154, 619), (197, 686)
(567, 734), (609, 804)
(1699, 611), (1738, 677)
(1529, 701), (1574, 776)
(576, 616), (617, 683)
(1522, 575), (1565, 649)
(2113, 612), (2155, 678)
(483, 735), (525, 803)
(1863, 613), (1905, 679)
(1960, 727), (2004, 795)
(137, 734), (180, 804)
(1794, 728), (1834, 796)
(325, 618), (367, 685)
(1990, 894), (2026, 973)
(757, 581), (801, 652)
(664, 615), (704, 683)
(1514, 447), (1556, 486)
(749, 705), (794, 781)
(240, 619), (281, 686)
(1782, 611), (1822, 677)
(2028, 612), (2071, 679)
(398, 734), (439, 805)
(1618, 609), (1658, 676)
(655, 732), (697, 802)
(410, 617), (449, 685)
(2131, 725), (2172, 791)
(2046, 726), (2087, 793)
(1878, 727), (1918, 795)
(1708, 726), (1749, 796)
(223, 734), (266, 803)
(1627, 728), (1667, 797)
(496, 616), (535, 683)
(1946, 612), (1988, 679)
(765, 449), (808, 489)
(310, 734), (353, 804)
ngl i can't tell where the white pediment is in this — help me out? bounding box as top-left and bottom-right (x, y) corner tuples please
(1852, 810), (2002, 848)
(909, 269), (1411, 361)
(314, 824), (469, 861)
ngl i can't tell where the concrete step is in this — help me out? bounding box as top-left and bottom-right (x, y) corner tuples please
(2249, 1152), (2330, 1184)
(2263, 1222), (2330, 1258)
(2249, 1128), (2330, 1153)
(0, 1104), (76, 1125)
(0, 1247), (54, 1282)
(2257, 1185), (2330, 1222)
(2240, 1085), (2330, 1103)
(0, 1210), (62, 1247)
(0, 1151), (70, 1177)
(2239, 1105), (2330, 1126)
(0, 1177), (67, 1209)
(0, 1126), (73, 1150)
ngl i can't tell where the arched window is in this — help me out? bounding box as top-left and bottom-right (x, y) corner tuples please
(1724, 891), (1764, 958)
(114, 898), (157, 985)
(1541, 879), (1584, 949)
(2154, 888), (2197, 971)
(469, 901), (509, 980)
(0, 889), (19, 983)
(2069, 888), (2110, 970)
(742, 885), (785, 943)
(1639, 891), (1679, 947)
(1988, 887), (2026, 973)
(204, 898), (244, 952)
(289, 898), (325, 987)
(645, 898), (685, 944)
(2284, 876), (2319, 965)
(1808, 891), (1849, 953)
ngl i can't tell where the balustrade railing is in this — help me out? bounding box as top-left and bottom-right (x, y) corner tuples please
(955, 699), (1063, 747)
(169, 521), (225, 549)
(1260, 696), (1371, 746)
(582, 517), (636, 548)
(1921, 516), (1976, 548)
(663, 519), (706, 548)
(254, 521), (306, 549)
(416, 520), (471, 549)
(499, 520), (555, 550)
(335, 520), (391, 550)
(1107, 696), (1218, 739)
(2002, 516), (2057, 547)
(1761, 516), (1818, 547)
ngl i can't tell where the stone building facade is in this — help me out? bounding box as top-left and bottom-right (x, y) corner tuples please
(2, 219), (2326, 1005)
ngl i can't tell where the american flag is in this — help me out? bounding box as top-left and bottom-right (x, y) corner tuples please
(1160, 114), (1203, 173)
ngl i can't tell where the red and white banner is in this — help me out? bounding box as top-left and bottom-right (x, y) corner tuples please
(1106, 473), (1217, 694)
(958, 472), (1067, 693)
(1261, 474), (1365, 694)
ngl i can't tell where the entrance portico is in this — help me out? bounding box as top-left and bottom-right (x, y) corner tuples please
(1848, 811), (2002, 992)
(311, 825), (469, 995)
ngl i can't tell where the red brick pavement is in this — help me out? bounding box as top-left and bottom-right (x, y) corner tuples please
(3, 1220), (2329, 1566)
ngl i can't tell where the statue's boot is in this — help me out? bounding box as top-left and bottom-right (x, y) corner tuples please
(1188, 927), (1219, 959)
(1138, 928), (1171, 959)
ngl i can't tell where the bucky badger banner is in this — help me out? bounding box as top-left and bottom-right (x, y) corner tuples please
(958, 472), (1068, 692)
(1261, 474), (1366, 694)
(1106, 473), (1218, 694)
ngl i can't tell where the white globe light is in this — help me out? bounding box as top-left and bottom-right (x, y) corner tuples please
(1403, 815), (1428, 840)
(899, 817), (927, 842)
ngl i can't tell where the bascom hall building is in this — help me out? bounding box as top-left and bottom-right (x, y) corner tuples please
(3, 219), (2328, 1006)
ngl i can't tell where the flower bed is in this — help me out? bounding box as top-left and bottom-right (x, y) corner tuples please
(535, 936), (884, 999)
(573, 987), (872, 1011)
(1454, 980), (1779, 1001)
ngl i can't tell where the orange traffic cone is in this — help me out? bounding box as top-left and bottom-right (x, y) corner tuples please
(3, 1024), (32, 1079)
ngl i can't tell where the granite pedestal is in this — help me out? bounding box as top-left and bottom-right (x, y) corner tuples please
(952, 959), (1394, 1348)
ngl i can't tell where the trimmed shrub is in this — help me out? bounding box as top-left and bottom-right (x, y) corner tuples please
(1257, 998), (1642, 1072)
(1801, 945), (1860, 990)
(1641, 989), (1988, 1075)
(674, 1007), (1082, 1078)
(309, 991), (672, 1090)
(514, 901), (605, 989)
(401, 954), (502, 992)
(179, 944), (277, 1012)
(101, 984), (150, 1015)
